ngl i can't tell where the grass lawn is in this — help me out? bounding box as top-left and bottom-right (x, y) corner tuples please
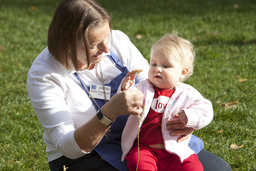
(0, 0), (255, 170)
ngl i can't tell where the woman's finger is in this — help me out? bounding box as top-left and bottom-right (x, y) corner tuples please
(167, 117), (183, 125)
(166, 122), (187, 130)
(169, 127), (194, 136)
(177, 135), (189, 142)
(123, 90), (144, 114)
(177, 128), (194, 142)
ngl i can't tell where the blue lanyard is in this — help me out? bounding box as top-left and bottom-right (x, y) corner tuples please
(74, 72), (102, 111)
(74, 51), (140, 111)
(73, 51), (126, 111)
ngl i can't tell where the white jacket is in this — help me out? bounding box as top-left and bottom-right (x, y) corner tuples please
(121, 79), (213, 162)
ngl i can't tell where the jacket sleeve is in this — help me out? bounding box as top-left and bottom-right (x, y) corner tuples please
(183, 88), (214, 130)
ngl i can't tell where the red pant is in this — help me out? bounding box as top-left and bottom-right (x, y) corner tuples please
(126, 143), (203, 171)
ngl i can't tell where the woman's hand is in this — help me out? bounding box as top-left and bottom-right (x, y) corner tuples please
(101, 89), (144, 120)
(166, 114), (194, 142)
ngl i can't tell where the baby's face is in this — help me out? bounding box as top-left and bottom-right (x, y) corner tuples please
(148, 50), (185, 89)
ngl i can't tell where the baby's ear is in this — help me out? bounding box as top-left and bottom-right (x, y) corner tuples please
(180, 67), (189, 81)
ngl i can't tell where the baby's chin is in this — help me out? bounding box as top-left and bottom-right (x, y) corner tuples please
(151, 81), (175, 90)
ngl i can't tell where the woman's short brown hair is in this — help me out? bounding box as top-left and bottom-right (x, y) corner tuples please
(48, 0), (112, 70)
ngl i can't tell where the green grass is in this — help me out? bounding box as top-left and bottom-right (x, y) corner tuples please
(0, 0), (255, 170)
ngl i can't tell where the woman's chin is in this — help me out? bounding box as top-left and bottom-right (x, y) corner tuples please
(91, 55), (103, 63)
(78, 64), (88, 70)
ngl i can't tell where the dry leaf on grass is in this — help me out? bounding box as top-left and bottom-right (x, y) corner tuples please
(234, 4), (239, 9)
(136, 34), (142, 39)
(10, 160), (23, 163)
(230, 143), (244, 150)
(236, 75), (248, 82)
(216, 99), (221, 104)
(31, 6), (37, 10)
(217, 130), (223, 133)
(221, 101), (238, 108)
(238, 78), (247, 82)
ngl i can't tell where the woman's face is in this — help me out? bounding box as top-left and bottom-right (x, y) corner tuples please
(77, 21), (110, 70)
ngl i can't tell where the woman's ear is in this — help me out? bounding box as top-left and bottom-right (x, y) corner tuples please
(180, 67), (189, 81)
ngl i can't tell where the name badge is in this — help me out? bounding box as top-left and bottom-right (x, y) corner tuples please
(90, 84), (111, 100)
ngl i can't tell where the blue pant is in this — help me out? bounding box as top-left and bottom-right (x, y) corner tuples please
(198, 149), (231, 171)
(49, 150), (117, 171)
(49, 149), (231, 171)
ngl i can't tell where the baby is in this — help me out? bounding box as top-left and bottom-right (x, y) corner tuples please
(120, 33), (213, 170)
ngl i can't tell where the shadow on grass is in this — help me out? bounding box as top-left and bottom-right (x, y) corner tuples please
(194, 38), (256, 47)
(2, 0), (256, 17)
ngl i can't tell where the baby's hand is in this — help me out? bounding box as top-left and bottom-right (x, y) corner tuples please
(121, 72), (136, 91)
(121, 69), (143, 91)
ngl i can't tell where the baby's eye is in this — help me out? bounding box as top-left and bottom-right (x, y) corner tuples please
(150, 63), (157, 67)
(163, 65), (170, 68)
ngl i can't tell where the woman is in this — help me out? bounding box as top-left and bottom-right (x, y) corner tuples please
(27, 0), (231, 170)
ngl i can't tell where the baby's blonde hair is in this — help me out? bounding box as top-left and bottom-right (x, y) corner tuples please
(151, 33), (195, 81)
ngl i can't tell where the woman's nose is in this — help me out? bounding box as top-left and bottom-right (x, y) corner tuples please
(98, 41), (109, 53)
